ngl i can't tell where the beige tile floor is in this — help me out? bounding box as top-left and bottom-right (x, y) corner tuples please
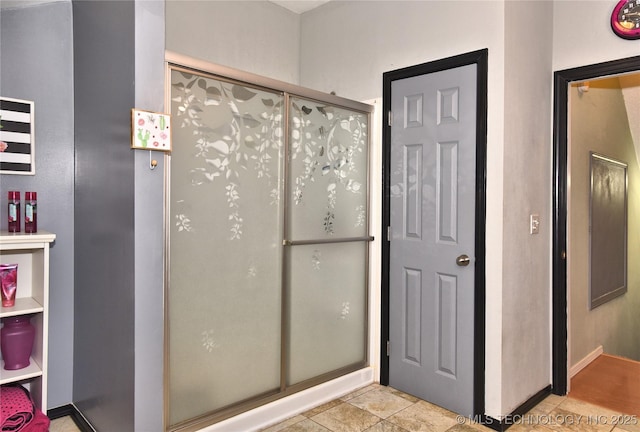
(49, 384), (640, 432)
(261, 384), (640, 432)
(49, 414), (82, 432)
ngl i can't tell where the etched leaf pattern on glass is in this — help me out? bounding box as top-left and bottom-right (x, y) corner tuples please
(201, 329), (220, 353)
(289, 98), (368, 237)
(171, 71), (284, 239)
(169, 68), (370, 420)
(169, 70), (285, 421)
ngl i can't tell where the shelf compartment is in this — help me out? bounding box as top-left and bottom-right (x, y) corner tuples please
(0, 230), (54, 412)
(0, 298), (44, 318)
(0, 357), (43, 385)
(0, 231), (56, 248)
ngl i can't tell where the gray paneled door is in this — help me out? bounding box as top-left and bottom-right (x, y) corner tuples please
(388, 64), (477, 417)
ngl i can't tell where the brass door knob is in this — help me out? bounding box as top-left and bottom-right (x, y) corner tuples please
(456, 254), (470, 266)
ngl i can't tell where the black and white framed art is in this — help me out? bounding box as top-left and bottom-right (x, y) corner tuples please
(0, 97), (35, 175)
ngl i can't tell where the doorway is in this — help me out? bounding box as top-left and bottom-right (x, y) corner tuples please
(381, 49), (488, 418)
(552, 54), (640, 396)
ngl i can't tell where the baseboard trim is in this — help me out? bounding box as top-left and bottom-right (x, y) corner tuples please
(480, 385), (552, 432)
(48, 404), (95, 432)
(199, 368), (374, 431)
(570, 345), (603, 378)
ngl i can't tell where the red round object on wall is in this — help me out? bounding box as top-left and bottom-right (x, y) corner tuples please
(611, 0), (640, 40)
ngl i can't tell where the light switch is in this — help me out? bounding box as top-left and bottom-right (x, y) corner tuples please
(530, 214), (540, 235)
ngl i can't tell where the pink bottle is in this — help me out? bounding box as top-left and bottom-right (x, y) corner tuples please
(24, 192), (37, 233)
(7, 191), (20, 233)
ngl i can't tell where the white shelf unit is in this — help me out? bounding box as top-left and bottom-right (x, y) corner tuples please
(0, 230), (55, 412)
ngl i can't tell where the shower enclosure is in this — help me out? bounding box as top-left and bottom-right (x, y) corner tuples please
(165, 55), (373, 431)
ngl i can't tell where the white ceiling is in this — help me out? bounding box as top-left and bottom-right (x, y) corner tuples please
(1, 0), (328, 13)
(0, 0), (65, 8)
(268, 0), (330, 14)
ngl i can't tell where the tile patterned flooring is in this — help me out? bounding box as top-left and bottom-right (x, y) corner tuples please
(50, 414), (82, 432)
(49, 383), (640, 432)
(261, 384), (640, 432)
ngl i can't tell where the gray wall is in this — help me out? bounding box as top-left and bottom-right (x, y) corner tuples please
(73, 1), (135, 430)
(1, 3), (164, 428)
(134, 1), (166, 431)
(0, 1), (75, 408)
(501, 0), (553, 414)
(166, 0), (301, 84)
(299, 1), (505, 101)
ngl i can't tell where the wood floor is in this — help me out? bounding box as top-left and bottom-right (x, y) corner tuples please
(569, 353), (640, 416)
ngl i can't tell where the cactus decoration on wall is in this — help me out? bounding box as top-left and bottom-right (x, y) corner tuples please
(131, 109), (172, 151)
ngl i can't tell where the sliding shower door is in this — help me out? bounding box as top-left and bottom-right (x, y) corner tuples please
(167, 64), (371, 431)
(168, 69), (285, 427)
(287, 98), (369, 385)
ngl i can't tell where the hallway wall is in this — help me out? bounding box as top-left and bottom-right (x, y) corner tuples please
(501, 0), (553, 415)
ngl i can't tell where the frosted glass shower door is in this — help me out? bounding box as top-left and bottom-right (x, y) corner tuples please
(168, 69), (284, 426)
(167, 62), (372, 429)
(287, 97), (369, 385)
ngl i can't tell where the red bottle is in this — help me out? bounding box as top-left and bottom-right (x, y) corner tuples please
(24, 192), (37, 233)
(7, 191), (20, 233)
